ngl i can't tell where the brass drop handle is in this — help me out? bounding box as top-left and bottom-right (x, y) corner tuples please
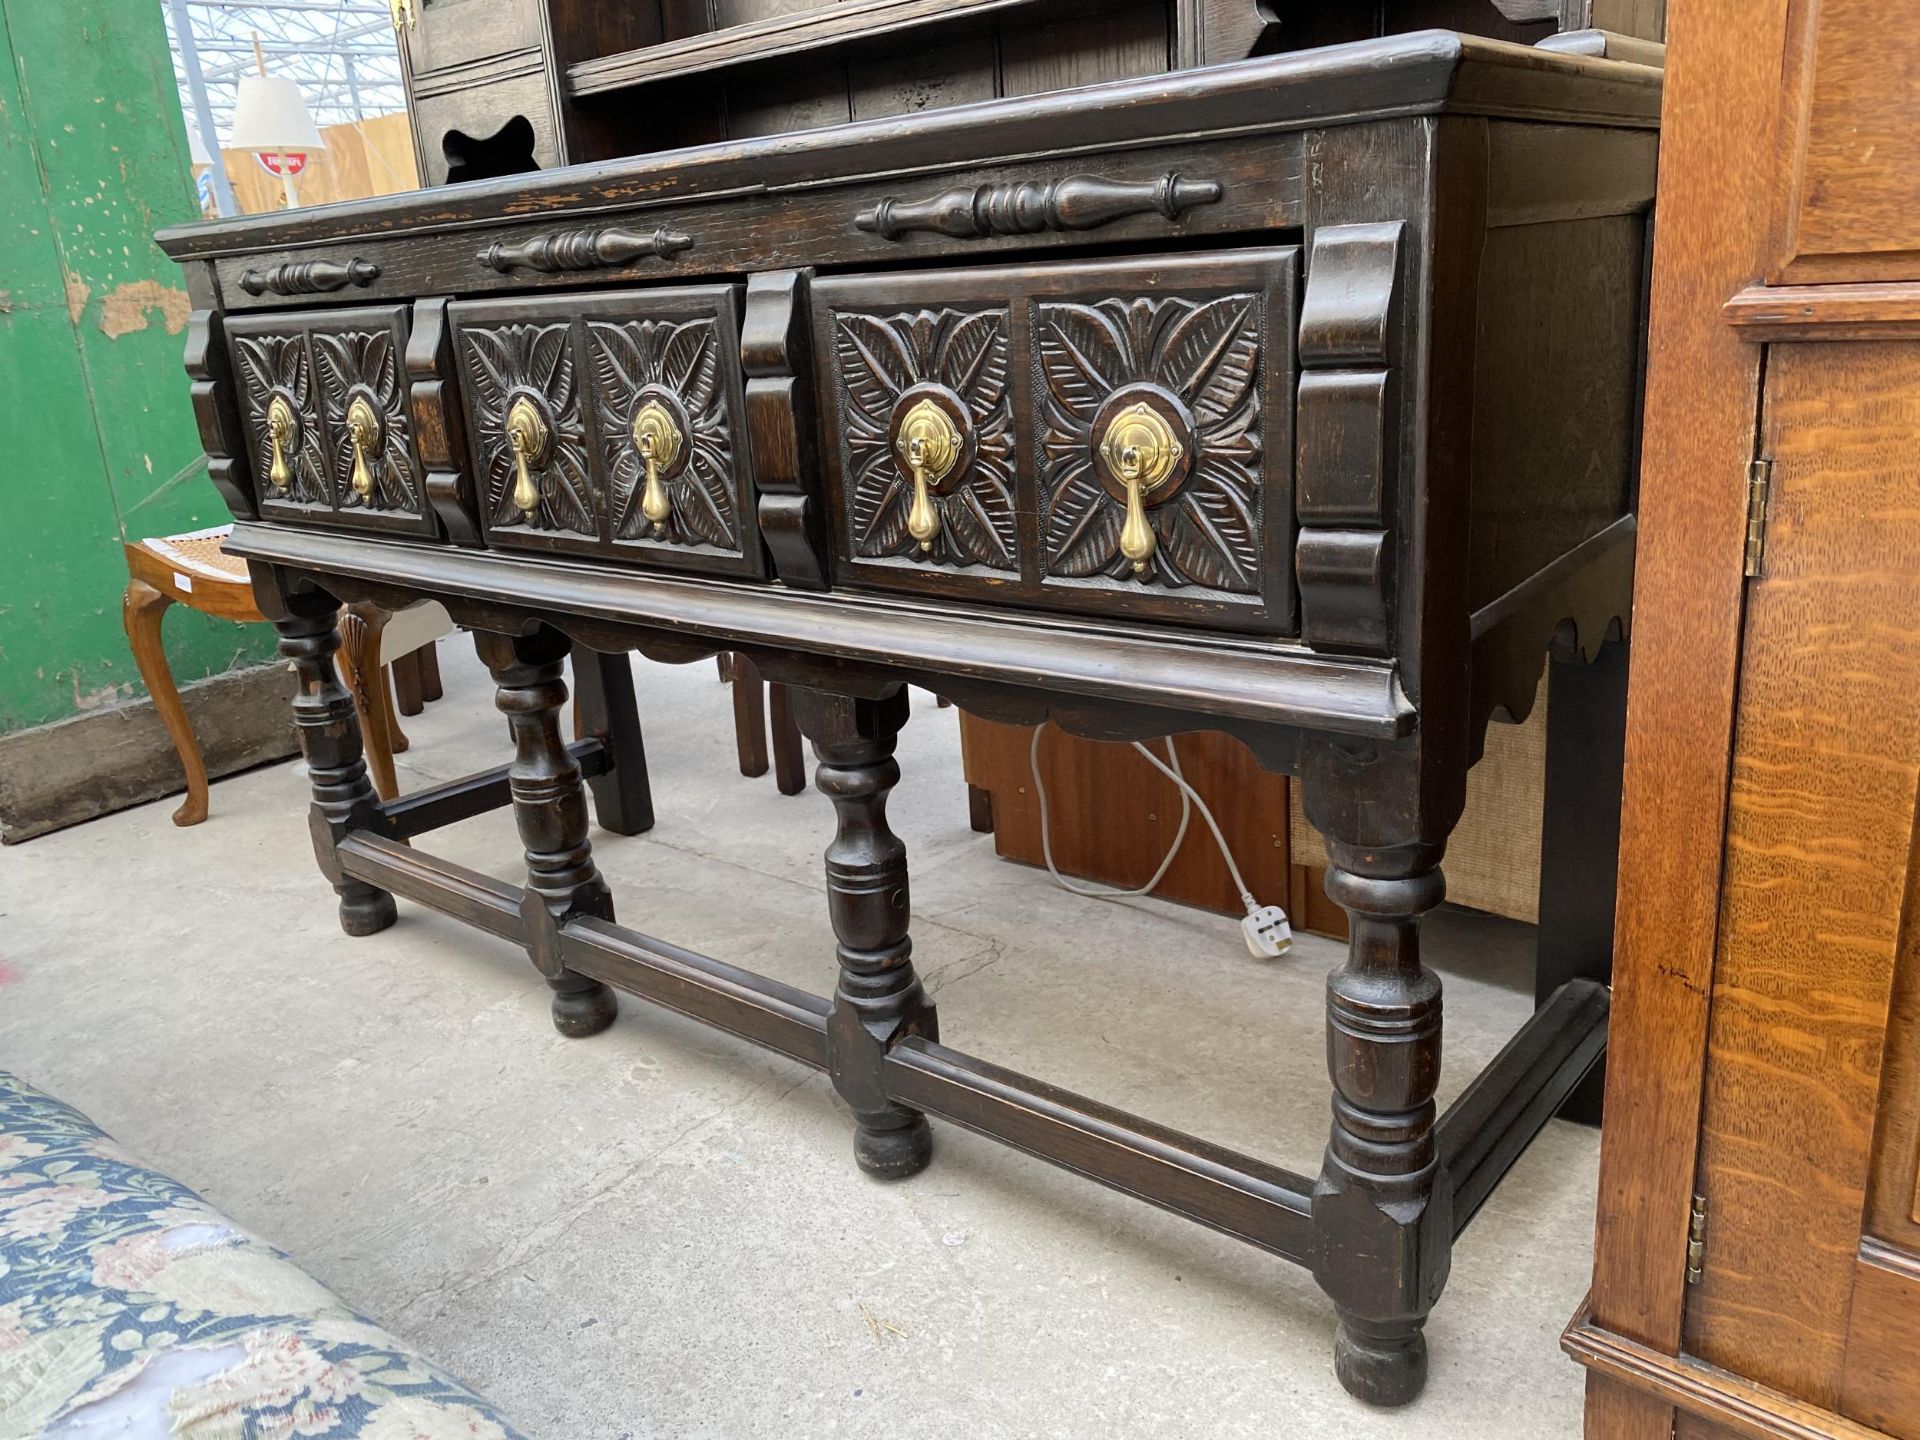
(631, 400), (684, 537)
(505, 398), (548, 518)
(1099, 402), (1183, 576)
(905, 436), (939, 552)
(345, 396), (381, 500)
(266, 395), (297, 492)
(894, 398), (963, 555)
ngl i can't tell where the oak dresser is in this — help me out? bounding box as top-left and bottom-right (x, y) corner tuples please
(157, 33), (1660, 1407)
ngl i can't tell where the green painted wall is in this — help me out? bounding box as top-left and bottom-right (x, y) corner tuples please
(0, 0), (274, 736)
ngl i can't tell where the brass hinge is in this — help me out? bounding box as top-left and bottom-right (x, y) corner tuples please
(1744, 458), (1773, 578)
(1685, 1193), (1708, 1284)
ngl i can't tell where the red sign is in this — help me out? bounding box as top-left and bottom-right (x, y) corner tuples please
(255, 151), (308, 178)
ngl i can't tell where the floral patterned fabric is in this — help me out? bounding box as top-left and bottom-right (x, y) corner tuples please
(0, 1070), (528, 1440)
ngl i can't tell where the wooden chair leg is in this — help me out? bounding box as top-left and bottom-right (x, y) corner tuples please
(392, 649), (426, 716)
(416, 640), (444, 703)
(732, 655), (770, 778)
(123, 577), (208, 827)
(770, 682), (806, 796)
(382, 665), (410, 754)
(572, 647), (656, 836)
(338, 603), (401, 802)
(967, 783), (995, 834)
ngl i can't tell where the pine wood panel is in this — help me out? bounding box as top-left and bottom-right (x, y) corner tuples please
(1769, 0), (1920, 284)
(1584, 6), (1788, 1433)
(1683, 341), (1920, 1407)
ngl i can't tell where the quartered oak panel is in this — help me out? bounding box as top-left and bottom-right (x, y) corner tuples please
(812, 246), (1297, 633)
(447, 284), (763, 578)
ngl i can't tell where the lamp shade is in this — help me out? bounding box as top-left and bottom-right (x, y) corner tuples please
(227, 74), (325, 153)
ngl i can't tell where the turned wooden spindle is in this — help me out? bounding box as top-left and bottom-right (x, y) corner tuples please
(475, 626), (619, 1038)
(793, 686), (937, 1179)
(272, 593), (397, 938)
(1311, 837), (1450, 1407)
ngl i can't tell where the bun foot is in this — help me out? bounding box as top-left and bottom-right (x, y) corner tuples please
(854, 1117), (933, 1180)
(1333, 1317), (1428, 1408)
(338, 890), (397, 937)
(551, 980), (618, 1038)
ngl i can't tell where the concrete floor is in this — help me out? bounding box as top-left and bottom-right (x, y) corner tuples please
(0, 644), (1597, 1439)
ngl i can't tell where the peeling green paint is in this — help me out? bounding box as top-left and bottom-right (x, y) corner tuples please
(0, 0), (275, 734)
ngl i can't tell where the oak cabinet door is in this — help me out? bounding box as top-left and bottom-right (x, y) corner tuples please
(228, 305), (435, 538)
(1682, 340), (1920, 1437)
(448, 285), (763, 579)
(812, 246), (1297, 634)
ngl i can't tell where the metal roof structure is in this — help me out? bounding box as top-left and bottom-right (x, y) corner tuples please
(163, 0), (408, 214)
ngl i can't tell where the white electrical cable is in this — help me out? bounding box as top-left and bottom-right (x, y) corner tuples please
(1029, 724), (1193, 900)
(1026, 721), (1294, 957)
(1126, 736), (1258, 914)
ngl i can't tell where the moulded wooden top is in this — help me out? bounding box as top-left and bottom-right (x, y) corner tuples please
(223, 522), (1415, 739)
(156, 31), (1660, 262)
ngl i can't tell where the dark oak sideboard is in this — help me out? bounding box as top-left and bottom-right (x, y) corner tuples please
(158, 33), (1659, 1408)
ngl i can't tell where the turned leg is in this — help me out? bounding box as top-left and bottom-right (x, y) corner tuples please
(769, 683), (806, 796)
(1311, 837), (1450, 1407)
(475, 626), (618, 1038)
(731, 655), (770, 778)
(274, 594), (396, 937)
(571, 647), (656, 836)
(123, 578), (209, 827)
(793, 687), (936, 1179)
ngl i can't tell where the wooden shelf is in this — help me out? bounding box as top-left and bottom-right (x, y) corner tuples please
(566, 0), (1066, 98)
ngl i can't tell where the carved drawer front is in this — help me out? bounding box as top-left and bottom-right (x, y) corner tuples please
(448, 285), (761, 578)
(812, 247), (1296, 633)
(227, 306), (434, 537)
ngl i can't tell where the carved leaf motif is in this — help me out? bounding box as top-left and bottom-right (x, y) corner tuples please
(1035, 293), (1265, 593)
(459, 321), (594, 537)
(934, 310), (1008, 416)
(834, 313), (917, 421)
(1037, 303), (1126, 417)
(1044, 454), (1121, 578)
(830, 306), (1017, 571)
(313, 328), (418, 514)
(236, 331), (325, 506)
(1159, 296), (1259, 426)
(585, 317), (740, 551)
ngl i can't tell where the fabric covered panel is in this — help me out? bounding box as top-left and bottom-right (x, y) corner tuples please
(0, 1069), (528, 1439)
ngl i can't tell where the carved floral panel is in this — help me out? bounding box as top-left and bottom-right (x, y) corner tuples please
(831, 305), (1017, 571)
(1035, 294), (1264, 593)
(458, 320), (595, 537)
(313, 326), (418, 515)
(233, 331), (326, 507)
(585, 317), (740, 552)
